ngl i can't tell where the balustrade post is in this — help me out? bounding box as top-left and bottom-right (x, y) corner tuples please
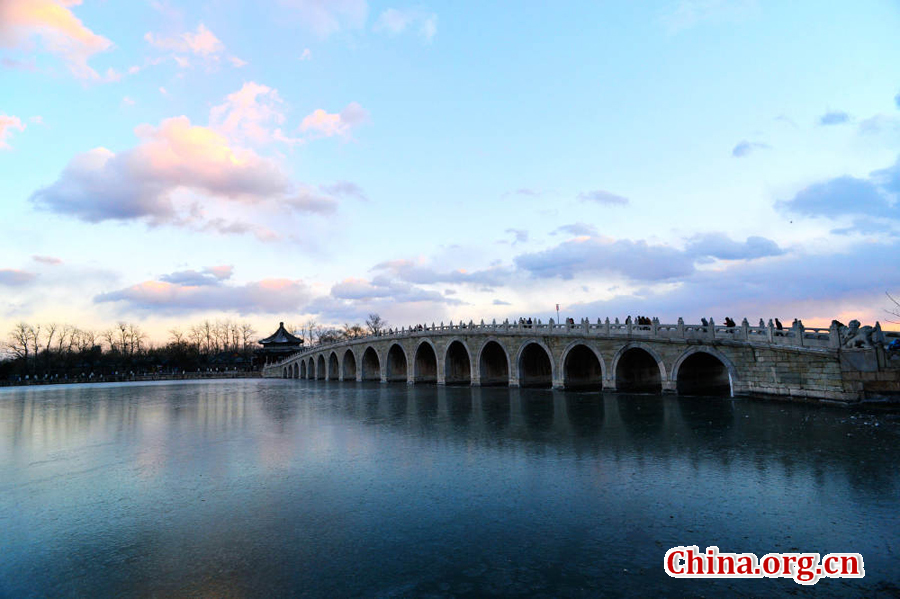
(709, 318), (716, 340)
(794, 321), (805, 347)
(677, 317), (684, 338)
(651, 317), (658, 337)
(741, 318), (750, 341)
(767, 319), (775, 342)
(829, 321), (841, 349)
(604, 317), (610, 335)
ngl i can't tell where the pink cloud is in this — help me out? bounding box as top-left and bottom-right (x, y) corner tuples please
(144, 23), (245, 70)
(300, 102), (369, 139)
(210, 82), (299, 146)
(95, 276), (311, 315)
(32, 255), (62, 265)
(0, 114), (25, 149)
(0, 0), (113, 79)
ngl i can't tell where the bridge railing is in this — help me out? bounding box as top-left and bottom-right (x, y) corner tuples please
(266, 317), (879, 372)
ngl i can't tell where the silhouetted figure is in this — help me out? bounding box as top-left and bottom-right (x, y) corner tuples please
(724, 317), (736, 327)
(701, 317), (708, 327)
(775, 318), (783, 330)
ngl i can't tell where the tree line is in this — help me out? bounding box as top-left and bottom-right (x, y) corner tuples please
(0, 314), (388, 383)
(1, 319), (258, 382)
(285, 314), (387, 346)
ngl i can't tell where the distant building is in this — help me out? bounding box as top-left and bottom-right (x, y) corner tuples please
(254, 322), (303, 368)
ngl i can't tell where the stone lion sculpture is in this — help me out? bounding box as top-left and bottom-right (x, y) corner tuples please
(841, 320), (884, 349)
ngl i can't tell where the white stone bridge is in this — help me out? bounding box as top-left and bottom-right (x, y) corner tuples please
(263, 318), (900, 404)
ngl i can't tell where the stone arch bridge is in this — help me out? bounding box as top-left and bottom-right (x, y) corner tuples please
(263, 318), (900, 404)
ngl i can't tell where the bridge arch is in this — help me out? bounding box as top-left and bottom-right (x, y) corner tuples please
(283, 366), (288, 379)
(413, 339), (438, 384)
(328, 351), (340, 380)
(342, 349), (357, 381)
(316, 354), (326, 380)
(361, 346), (381, 381)
(386, 343), (408, 382)
(294, 362), (300, 379)
(300, 360), (307, 379)
(516, 339), (554, 388)
(672, 347), (735, 397)
(611, 343), (666, 393)
(444, 338), (472, 385)
(307, 357), (314, 379)
(477, 338), (510, 387)
(560, 342), (605, 390)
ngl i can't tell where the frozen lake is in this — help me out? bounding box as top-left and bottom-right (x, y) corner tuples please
(1, 379), (898, 597)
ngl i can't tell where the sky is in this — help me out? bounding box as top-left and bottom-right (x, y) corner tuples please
(1, 0), (900, 343)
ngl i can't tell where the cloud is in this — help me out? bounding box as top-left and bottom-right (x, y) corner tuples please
(0, 114), (25, 149)
(685, 233), (784, 260)
(30, 112), (339, 237)
(95, 275), (310, 315)
(0, 268), (37, 286)
(554, 222), (599, 237)
(209, 81), (299, 146)
(331, 276), (460, 304)
(144, 23), (244, 69)
(492, 299), (511, 306)
(515, 237), (695, 281)
(566, 239), (900, 326)
(145, 23), (223, 55)
(895, 91), (900, 109)
(299, 48), (312, 61)
(732, 140), (770, 157)
(31, 116), (293, 223)
(300, 102), (369, 139)
(285, 187), (339, 214)
(830, 217), (900, 238)
(320, 181), (367, 201)
(577, 189), (629, 205)
(505, 228), (528, 244)
(159, 265), (234, 286)
(778, 174), (894, 219)
(32, 255), (62, 265)
(373, 8), (438, 41)
(371, 259), (511, 287)
(859, 114), (900, 136)
(819, 110), (850, 126)
(0, 0), (112, 79)
(280, 0), (368, 37)
(506, 188), (542, 197)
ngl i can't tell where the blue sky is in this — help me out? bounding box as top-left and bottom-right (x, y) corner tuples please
(1, 0), (899, 341)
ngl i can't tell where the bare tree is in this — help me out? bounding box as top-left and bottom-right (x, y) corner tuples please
(317, 328), (342, 344)
(169, 327), (185, 344)
(887, 291), (900, 324)
(240, 323), (255, 350)
(56, 324), (75, 356)
(29, 324), (41, 369)
(101, 328), (117, 353)
(7, 322), (30, 363)
(342, 323), (365, 339)
(366, 313), (386, 336)
(75, 328), (97, 352)
(128, 323), (146, 355)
